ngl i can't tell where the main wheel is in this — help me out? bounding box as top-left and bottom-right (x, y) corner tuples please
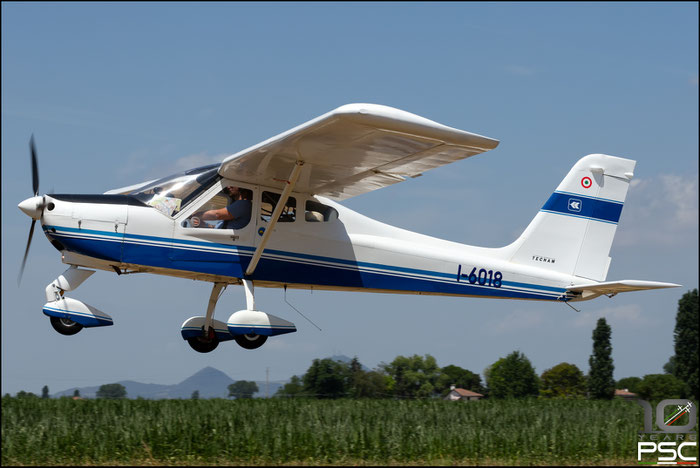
(235, 333), (267, 350)
(187, 336), (219, 353)
(50, 316), (84, 336)
(187, 327), (219, 353)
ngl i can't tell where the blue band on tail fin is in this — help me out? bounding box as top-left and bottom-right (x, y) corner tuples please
(541, 192), (623, 224)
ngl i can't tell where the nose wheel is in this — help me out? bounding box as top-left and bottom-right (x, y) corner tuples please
(50, 316), (84, 336)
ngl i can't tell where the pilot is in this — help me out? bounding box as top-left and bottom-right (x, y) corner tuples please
(196, 186), (252, 229)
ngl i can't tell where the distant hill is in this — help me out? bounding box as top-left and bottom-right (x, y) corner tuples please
(51, 355), (369, 399)
(52, 366), (284, 399)
(329, 354), (371, 371)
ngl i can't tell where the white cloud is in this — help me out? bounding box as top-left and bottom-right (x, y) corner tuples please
(659, 174), (699, 226)
(616, 173), (698, 247)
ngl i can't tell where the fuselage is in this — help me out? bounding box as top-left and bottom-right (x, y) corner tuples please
(38, 181), (577, 303)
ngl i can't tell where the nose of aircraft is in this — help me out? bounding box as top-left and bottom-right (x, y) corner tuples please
(18, 195), (44, 220)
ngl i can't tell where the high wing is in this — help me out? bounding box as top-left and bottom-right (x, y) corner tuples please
(218, 103), (499, 200)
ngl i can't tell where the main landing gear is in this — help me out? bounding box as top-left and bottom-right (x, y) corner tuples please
(180, 279), (296, 353)
(187, 326), (220, 353)
(235, 333), (268, 350)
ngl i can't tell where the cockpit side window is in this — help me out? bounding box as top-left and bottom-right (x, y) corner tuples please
(305, 199), (338, 223)
(261, 191), (296, 223)
(181, 185), (253, 230)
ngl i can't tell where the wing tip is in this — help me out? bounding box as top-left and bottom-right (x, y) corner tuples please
(330, 103), (500, 150)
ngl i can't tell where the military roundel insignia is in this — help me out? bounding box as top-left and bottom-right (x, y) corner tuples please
(581, 177), (592, 189)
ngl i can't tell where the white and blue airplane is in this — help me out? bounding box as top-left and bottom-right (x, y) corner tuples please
(18, 104), (679, 353)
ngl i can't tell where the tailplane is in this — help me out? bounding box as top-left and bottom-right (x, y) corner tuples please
(566, 280), (681, 301)
(506, 154), (635, 281)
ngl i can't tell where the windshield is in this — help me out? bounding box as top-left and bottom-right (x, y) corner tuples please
(126, 164), (221, 216)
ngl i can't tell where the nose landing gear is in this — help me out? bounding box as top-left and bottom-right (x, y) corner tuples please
(43, 266), (113, 335)
(50, 316), (84, 336)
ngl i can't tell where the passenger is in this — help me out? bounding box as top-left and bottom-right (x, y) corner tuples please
(198, 186), (252, 229)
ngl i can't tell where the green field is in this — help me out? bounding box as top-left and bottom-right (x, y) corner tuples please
(0, 397), (687, 465)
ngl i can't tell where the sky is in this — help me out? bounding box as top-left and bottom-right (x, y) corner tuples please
(2, 2), (697, 397)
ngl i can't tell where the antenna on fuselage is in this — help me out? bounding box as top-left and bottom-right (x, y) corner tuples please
(284, 285), (322, 331)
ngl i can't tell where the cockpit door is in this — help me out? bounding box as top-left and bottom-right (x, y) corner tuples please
(170, 180), (256, 278)
(254, 189), (298, 249)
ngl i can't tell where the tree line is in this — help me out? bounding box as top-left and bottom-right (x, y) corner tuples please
(272, 289), (697, 400)
(10, 289), (697, 401)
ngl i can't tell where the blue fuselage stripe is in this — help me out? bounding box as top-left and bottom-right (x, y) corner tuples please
(43, 225), (566, 301)
(541, 192), (623, 224)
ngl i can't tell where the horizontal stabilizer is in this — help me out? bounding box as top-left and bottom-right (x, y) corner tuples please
(568, 280), (681, 298)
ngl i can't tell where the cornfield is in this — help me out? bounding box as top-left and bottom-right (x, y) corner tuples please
(0, 397), (668, 465)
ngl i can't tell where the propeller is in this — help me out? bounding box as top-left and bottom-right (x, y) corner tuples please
(18, 135), (45, 285)
(31, 135), (39, 197)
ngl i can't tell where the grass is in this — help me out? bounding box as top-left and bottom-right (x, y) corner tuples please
(1, 397), (689, 465)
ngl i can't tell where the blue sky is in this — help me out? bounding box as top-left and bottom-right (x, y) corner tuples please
(2, 2), (697, 396)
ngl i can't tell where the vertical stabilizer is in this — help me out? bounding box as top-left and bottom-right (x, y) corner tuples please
(507, 154), (635, 281)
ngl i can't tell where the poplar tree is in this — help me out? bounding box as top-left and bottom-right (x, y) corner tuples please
(588, 318), (615, 399)
(671, 289), (699, 400)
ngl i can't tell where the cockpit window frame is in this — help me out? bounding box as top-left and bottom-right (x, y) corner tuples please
(126, 164), (222, 217)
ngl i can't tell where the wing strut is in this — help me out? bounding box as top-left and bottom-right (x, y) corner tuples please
(245, 160), (305, 277)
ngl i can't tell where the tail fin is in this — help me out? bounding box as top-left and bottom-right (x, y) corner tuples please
(506, 154), (635, 281)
